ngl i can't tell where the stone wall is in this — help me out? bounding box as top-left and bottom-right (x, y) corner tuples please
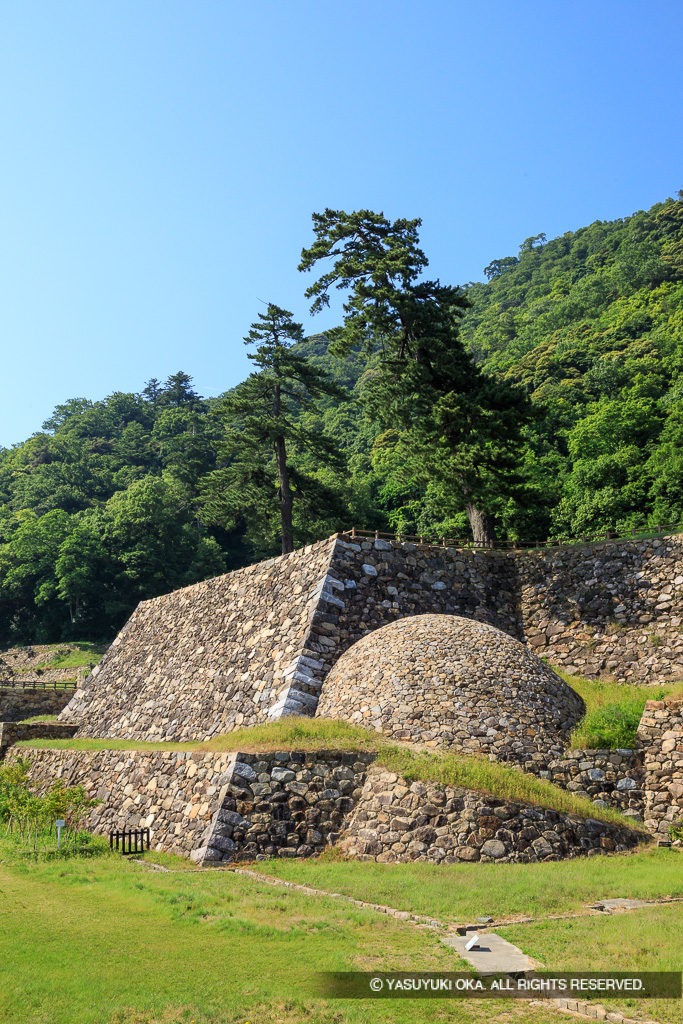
(331, 533), (683, 684)
(6, 744), (644, 864)
(543, 749), (644, 820)
(194, 749), (376, 864)
(61, 537), (340, 741)
(637, 698), (683, 838)
(0, 722), (79, 756)
(60, 532), (683, 745)
(515, 535), (683, 681)
(0, 685), (75, 723)
(338, 765), (643, 864)
(4, 746), (239, 857)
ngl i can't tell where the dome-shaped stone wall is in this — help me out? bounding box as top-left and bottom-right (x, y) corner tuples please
(316, 614), (584, 764)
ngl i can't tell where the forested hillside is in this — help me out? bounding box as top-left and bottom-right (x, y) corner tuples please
(1, 193), (682, 644)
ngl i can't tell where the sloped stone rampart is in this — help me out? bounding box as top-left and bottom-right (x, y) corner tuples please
(0, 685), (75, 722)
(316, 614), (584, 765)
(59, 533), (683, 745)
(637, 699), (683, 838)
(5, 745), (644, 863)
(337, 765), (643, 864)
(61, 538), (339, 741)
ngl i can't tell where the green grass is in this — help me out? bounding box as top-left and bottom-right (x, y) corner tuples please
(15, 718), (646, 829)
(0, 837), (561, 1024)
(19, 714), (65, 723)
(36, 642), (106, 671)
(1, 837), (680, 1024)
(554, 668), (683, 748)
(256, 846), (681, 922)
(501, 904), (683, 1024)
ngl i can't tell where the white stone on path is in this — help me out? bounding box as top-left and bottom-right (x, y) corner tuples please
(442, 932), (533, 975)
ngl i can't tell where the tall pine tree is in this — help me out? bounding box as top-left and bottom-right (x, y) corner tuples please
(200, 304), (344, 554)
(299, 209), (536, 545)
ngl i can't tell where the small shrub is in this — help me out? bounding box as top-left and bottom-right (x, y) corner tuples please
(0, 760), (100, 854)
(669, 821), (683, 842)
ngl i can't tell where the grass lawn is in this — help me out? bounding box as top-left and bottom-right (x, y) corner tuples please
(255, 847), (682, 923)
(0, 841), (559, 1024)
(500, 904), (683, 1024)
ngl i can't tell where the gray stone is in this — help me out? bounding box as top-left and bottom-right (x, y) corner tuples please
(480, 839), (507, 859)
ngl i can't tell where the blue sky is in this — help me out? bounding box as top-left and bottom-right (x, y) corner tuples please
(1, 0), (682, 446)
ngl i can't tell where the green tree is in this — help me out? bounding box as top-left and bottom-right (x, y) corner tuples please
(200, 304), (345, 554)
(299, 209), (536, 544)
(161, 371), (202, 408)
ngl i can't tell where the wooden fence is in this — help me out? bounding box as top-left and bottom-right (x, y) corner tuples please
(341, 520), (683, 552)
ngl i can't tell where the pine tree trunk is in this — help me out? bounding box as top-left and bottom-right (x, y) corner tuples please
(466, 502), (498, 547)
(275, 435), (294, 554)
(273, 383), (294, 554)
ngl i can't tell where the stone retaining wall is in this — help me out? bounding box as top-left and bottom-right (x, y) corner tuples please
(4, 745), (645, 863)
(543, 749), (644, 819)
(339, 765), (644, 864)
(637, 699), (683, 838)
(0, 722), (79, 756)
(516, 536), (683, 682)
(194, 749), (376, 864)
(0, 686), (75, 723)
(4, 746), (236, 857)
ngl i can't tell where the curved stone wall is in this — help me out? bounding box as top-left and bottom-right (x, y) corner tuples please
(317, 614), (584, 764)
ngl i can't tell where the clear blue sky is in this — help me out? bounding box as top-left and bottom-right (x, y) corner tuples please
(2, 1), (682, 446)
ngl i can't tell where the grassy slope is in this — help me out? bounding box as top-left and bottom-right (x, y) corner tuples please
(559, 668), (683, 749)
(0, 841), (557, 1024)
(14, 718), (645, 830)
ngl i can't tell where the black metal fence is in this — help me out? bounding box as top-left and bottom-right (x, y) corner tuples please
(109, 828), (151, 855)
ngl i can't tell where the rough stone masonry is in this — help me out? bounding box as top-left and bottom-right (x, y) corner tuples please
(59, 532), (683, 743)
(4, 745), (643, 865)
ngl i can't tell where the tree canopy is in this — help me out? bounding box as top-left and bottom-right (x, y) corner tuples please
(2, 192), (683, 642)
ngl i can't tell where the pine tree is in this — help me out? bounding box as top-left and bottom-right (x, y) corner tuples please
(299, 209), (536, 545)
(200, 304), (345, 554)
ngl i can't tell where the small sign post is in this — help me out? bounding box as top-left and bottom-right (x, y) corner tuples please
(55, 819), (65, 849)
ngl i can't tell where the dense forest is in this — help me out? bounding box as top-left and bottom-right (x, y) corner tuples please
(1, 193), (682, 643)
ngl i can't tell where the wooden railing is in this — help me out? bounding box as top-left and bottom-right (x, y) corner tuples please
(340, 520), (683, 552)
(0, 679), (78, 691)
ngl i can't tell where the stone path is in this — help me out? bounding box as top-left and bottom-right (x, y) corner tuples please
(441, 931), (533, 974)
(586, 898), (654, 912)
